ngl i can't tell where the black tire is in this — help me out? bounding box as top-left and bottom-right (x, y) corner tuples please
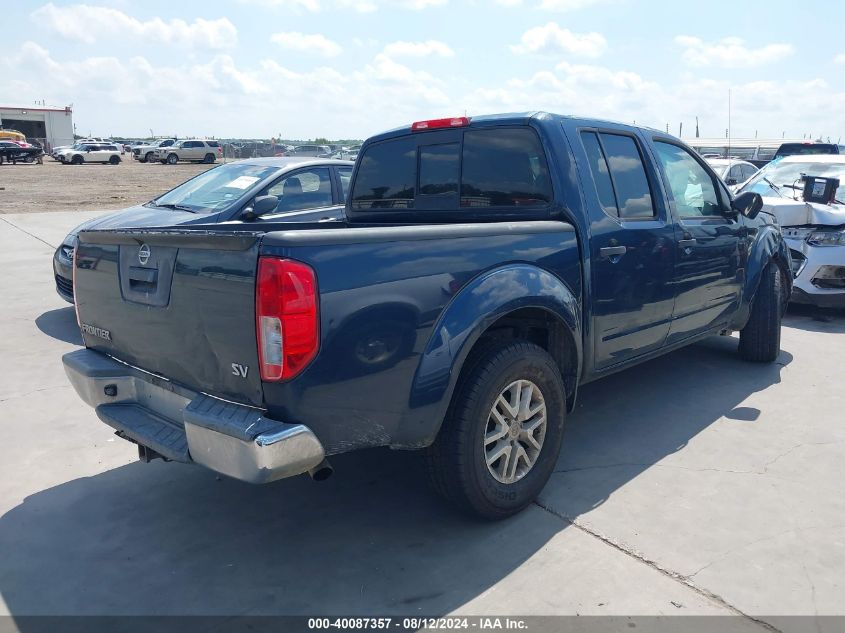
(166, 153), (178, 165)
(203, 153), (215, 164)
(424, 340), (565, 519)
(108, 155), (120, 165)
(739, 262), (782, 363)
(144, 152), (155, 163)
(71, 155), (83, 165)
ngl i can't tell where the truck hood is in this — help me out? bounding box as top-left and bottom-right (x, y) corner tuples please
(761, 196), (845, 227)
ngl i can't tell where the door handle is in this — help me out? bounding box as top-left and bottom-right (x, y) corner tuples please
(678, 239), (697, 248)
(599, 245), (627, 259)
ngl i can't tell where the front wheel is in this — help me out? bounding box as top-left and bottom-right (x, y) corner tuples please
(144, 152), (154, 163)
(166, 153), (178, 165)
(424, 340), (565, 519)
(71, 155), (83, 165)
(739, 262), (782, 362)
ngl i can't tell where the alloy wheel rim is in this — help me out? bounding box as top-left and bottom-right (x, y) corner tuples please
(484, 379), (547, 484)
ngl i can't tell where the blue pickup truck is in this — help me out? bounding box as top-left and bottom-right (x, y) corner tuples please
(64, 113), (791, 518)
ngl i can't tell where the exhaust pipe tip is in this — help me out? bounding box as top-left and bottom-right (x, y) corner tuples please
(308, 458), (333, 482)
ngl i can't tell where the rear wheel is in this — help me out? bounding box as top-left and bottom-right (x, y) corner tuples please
(203, 153), (215, 164)
(424, 340), (565, 519)
(71, 155), (83, 165)
(108, 155), (120, 165)
(166, 153), (178, 165)
(739, 262), (782, 362)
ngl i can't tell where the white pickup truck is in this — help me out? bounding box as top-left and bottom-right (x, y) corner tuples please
(131, 139), (177, 163)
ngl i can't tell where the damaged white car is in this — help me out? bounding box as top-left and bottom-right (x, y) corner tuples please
(738, 155), (845, 308)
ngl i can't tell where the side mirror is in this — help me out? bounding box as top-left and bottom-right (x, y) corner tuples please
(732, 191), (763, 220)
(241, 195), (279, 221)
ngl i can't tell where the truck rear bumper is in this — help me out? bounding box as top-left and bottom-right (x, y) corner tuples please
(62, 349), (326, 483)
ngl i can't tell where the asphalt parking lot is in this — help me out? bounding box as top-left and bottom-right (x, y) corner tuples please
(0, 211), (843, 630)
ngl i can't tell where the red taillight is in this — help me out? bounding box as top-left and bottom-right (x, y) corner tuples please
(256, 257), (319, 381)
(217, 146), (223, 154)
(411, 116), (470, 131)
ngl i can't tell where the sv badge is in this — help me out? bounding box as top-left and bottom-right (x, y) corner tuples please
(231, 363), (249, 378)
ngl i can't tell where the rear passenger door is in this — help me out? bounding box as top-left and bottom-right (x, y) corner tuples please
(186, 141), (203, 161)
(573, 127), (677, 370)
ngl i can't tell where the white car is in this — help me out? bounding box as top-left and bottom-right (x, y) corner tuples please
(705, 158), (759, 189)
(51, 137), (108, 160)
(59, 142), (122, 165)
(737, 155), (845, 309)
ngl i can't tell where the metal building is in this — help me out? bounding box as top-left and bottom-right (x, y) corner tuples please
(0, 104), (74, 151)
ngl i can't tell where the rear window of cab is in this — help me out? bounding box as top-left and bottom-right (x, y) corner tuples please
(350, 127), (552, 212)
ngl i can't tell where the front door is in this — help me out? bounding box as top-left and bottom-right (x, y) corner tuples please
(573, 128), (677, 370)
(651, 140), (745, 344)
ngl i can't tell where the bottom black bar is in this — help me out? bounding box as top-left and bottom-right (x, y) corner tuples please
(0, 616), (843, 633)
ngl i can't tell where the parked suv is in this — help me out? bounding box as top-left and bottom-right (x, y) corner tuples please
(292, 144), (332, 158)
(156, 140), (222, 164)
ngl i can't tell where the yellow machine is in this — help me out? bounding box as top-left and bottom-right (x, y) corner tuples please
(0, 129), (26, 143)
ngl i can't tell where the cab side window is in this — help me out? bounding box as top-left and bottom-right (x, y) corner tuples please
(654, 142), (721, 218)
(579, 131), (656, 219)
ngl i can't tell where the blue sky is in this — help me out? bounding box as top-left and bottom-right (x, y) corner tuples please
(2, 0), (843, 141)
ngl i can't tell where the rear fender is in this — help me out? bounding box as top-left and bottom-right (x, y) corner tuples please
(395, 264), (581, 448)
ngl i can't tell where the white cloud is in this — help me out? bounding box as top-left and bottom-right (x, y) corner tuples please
(335, 0), (379, 10)
(382, 40), (454, 58)
(537, 0), (601, 9)
(511, 22), (606, 57)
(675, 36), (793, 68)
(0, 40), (455, 139)
(464, 61), (659, 122)
(31, 3), (237, 49)
(835, 53), (845, 64)
(237, 0), (320, 10)
(238, 0), (443, 9)
(401, 0), (448, 7)
(270, 32), (342, 57)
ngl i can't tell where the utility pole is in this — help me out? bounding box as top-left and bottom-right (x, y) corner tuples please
(727, 88), (731, 159)
(695, 116), (699, 138)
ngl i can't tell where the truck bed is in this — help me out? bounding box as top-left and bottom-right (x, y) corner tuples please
(73, 221), (581, 454)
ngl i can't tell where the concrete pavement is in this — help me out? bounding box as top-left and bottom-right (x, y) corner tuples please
(0, 211), (842, 630)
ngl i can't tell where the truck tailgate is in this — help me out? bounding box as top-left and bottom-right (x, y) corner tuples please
(74, 229), (264, 407)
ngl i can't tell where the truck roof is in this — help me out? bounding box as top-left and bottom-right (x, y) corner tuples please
(365, 111), (666, 145)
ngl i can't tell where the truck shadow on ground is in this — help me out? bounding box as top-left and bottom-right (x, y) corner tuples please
(35, 307), (82, 345)
(0, 336), (790, 617)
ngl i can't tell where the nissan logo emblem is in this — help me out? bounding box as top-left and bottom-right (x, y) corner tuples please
(138, 244), (151, 265)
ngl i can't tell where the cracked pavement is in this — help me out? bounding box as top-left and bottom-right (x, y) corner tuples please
(0, 211), (843, 631)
